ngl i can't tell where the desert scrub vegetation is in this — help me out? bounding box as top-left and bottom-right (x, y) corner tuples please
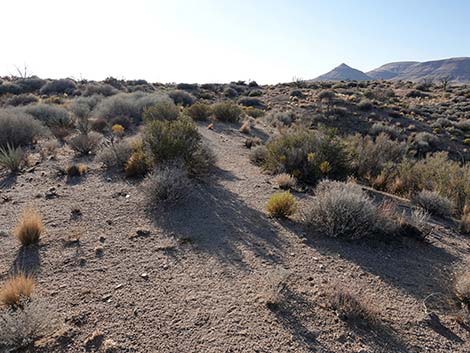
(266, 192), (297, 218)
(66, 164), (87, 177)
(411, 190), (454, 218)
(68, 132), (102, 155)
(97, 139), (134, 171)
(143, 164), (191, 206)
(273, 173), (296, 190)
(0, 109), (46, 148)
(262, 129), (349, 184)
(304, 180), (396, 240)
(0, 144), (25, 173)
(0, 298), (60, 351)
(13, 208), (44, 246)
(185, 102), (212, 121)
(460, 205), (470, 234)
(169, 90), (195, 106)
(455, 271), (470, 314)
(39, 78), (77, 95)
(0, 274), (34, 308)
(142, 99), (180, 122)
(211, 102), (243, 122)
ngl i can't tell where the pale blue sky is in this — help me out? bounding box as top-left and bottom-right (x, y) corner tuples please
(1, 0), (469, 83)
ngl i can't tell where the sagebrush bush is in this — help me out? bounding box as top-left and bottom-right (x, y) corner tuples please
(411, 190), (453, 218)
(0, 109), (46, 148)
(369, 123), (401, 140)
(0, 298), (60, 351)
(24, 104), (73, 130)
(266, 192), (297, 218)
(212, 102), (242, 123)
(97, 140), (133, 171)
(39, 78), (77, 95)
(143, 99), (180, 122)
(66, 164), (87, 177)
(6, 94), (38, 107)
(169, 90), (195, 106)
(82, 83), (118, 97)
(0, 274), (34, 307)
(68, 132), (102, 155)
(263, 129), (349, 184)
(460, 205), (470, 234)
(143, 164), (191, 206)
(0, 144), (24, 173)
(14, 208), (44, 246)
(93, 92), (169, 123)
(185, 102), (211, 121)
(304, 180), (395, 239)
(265, 110), (297, 127)
(455, 272), (470, 311)
(249, 145), (268, 166)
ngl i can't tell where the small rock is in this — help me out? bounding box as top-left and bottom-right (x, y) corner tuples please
(99, 236), (106, 243)
(114, 283), (124, 290)
(95, 246), (104, 256)
(141, 273), (149, 280)
(106, 219), (113, 225)
(102, 294), (112, 302)
(84, 329), (104, 351)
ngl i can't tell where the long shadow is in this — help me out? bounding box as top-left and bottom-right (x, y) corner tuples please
(299, 230), (457, 302)
(0, 173), (17, 189)
(270, 287), (331, 353)
(151, 168), (287, 270)
(10, 245), (41, 275)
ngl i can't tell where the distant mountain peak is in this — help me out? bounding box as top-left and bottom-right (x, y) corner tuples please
(312, 63), (371, 81)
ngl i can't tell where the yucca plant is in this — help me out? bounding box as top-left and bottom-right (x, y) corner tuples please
(0, 144), (24, 173)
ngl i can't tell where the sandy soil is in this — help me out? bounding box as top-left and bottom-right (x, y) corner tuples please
(1, 121), (470, 352)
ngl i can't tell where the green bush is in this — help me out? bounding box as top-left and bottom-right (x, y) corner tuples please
(68, 132), (102, 155)
(411, 190), (454, 218)
(211, 102), (242, 123)
(263, 129), (349, 184)
(143, 100), (180, 122)
(0, 144), (24, 173)
(169, 90), (195, 106)
(266, 192), (297, 218)
(24, 104), (73, 129)
(185, 102), (211, 121)
(39, 78), (77, 95)
(143, 164), (191, 206)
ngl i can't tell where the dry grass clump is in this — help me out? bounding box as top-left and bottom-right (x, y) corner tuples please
(262, 268), (290, 309)
(239, 120), (251, 134)
(68, 132), (102, 155)
(0, 144), (24, 173)
(66, 164), (87, 177)
(13, 208), (44, 246)
(460, 205), (470, 234)
(273, 173), (296, 190)
(266, 192), (297, 218)
(327, 286), (378, 328)
(411, 190), (454, 218)
(304, 180), (396, 240)
(0, 274), (35, 308)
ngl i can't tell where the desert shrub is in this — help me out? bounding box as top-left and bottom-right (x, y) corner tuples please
(185, 102), (211, 121)
(244, 107), (265, 118)
(66, 164), (87, 177)
(266, 192), (297, 218)
(263, 129), (349, 184)
(0, 274), (34, 307)
(248, 89), (262, 97)
(14, 208), (44, 246)
(110, 116), (132, 130)
(176, 83), (199, 91)
(411, 190), (453, 218)
(125, 150), (150, 178)
(0, 298), (60, 351)
(6, 94), (38, 107)
(0, 109), (46, 148)
(68, 132), (102, 155)
(143, 164), (190, 206)
(238, 97), (265, 109)
(432, 117), (453, 128)
(224, 87), (239, 98)
(406, 89), (428, 98)
(460, 205), (470, 234)
(39, 78), (77, 95)
(239, 120), (251, 134)
(357, 99), (373, 111)
(24, 104), (73, 129)
(145, 116), (199, 162)
(398, 207), (432, 240)
(265, 110), (297, 127)
(304, 180), (395, 239)
(327, 287), (377, 328)
(0, 144), (24, 173)
(211, 102), (242, 122)
(93, 92), (168, 123)
(455, 120), (470, 132)
(97, 139), (133, 170)
(249, 145), (268, 166)
(409, 132), (440, 155)
(248, 81), (259, 87)
(71, 95), (102, 120)
(0, 82), (22, 95)
(185, 144), (216, 177)
(143, 99), (180, 122)
(91, 117), (108, 132)
(369, 123), (401, 139)
(455, 272), (470, 311)
(169, 90), (195, 106)
(82, 83), (118, 97)
(346, 133), (406, 179)
(273, 173), (296, 190)
(15, 77), (46, 93)
(290, 89), (304, 98)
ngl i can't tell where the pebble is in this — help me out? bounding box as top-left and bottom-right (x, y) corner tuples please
(141, 273), (149, 280)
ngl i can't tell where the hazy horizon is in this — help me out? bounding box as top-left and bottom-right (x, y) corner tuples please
(1, 0), (469, 84)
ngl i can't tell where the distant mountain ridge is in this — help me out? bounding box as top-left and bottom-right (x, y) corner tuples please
(312, 57), (470, 82)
